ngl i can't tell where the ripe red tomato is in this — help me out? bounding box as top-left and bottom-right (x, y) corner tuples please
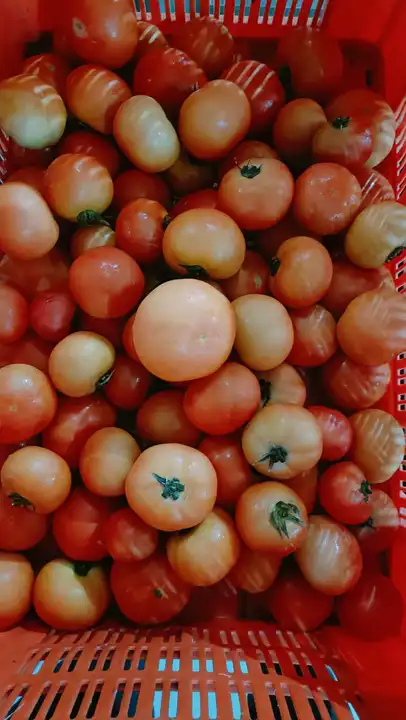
(115, 199), (167, 265)
(136, 390), (201, 447)
(0, 552), (34, 630)
(296, 515), (363, 595)
(0, 248), (69, 300)
(181, 579), (239, 623)
(221, 251), (269, 301)
(66, 0), (139, 68)
(103, 507), (158, 562)
(104, 354), (152, 410)
(122, 312), (139, 361)
(228, 544), (281, 594)
(288, 305), (337, 367)
(0, 490), (48, 551)
(22, 52), (70, 98)
(222, 60), (285, 134)
(313, 116), (372, 168)
(282, 467), (318, 514)
(337, 572), (403, 641)
(59, 131), (120, 178)
(198, 434), (254, 510)
(111, 554), (191, 624)
(79, 314), (125, 348)
(322, 353), (391, 411)
(172, 17), (234, 79)
(273, 99), (326, 168)
(125, 443), (217, 532)
(268, 236), (333, 308)
(69, 247), (144, 319)
(265, 566), (334, 631)
(45, 154), (113, 222)
(308, 406), (353, 461)
(0, 284), (28, 343)
(0, 364), (57, 443)
(42, 394), (117, 467)
(318, 461), (372, 525)
(232, 295), (294, 371)
(133, 47), (207, 120)
(179, 80), (251, 161)
(256, 363), (307, 408)
(219, 140), (278, 180)
(113, 169), (171, 211)
(165, 149), (216, 197)
(6, 166), (46, 196)
(350, 409), (404, 485)
(34, 558), (110, 630)
(183, 362), (260, 435)
(53, 486), (113, 560)
(80, 427), (140, 497)
(7, 138), (53, 171)
(218, 158), (294, 231)
(0, 182), (59, 260)
(135, 21), (168, 59)
(29, 290), (76, 343)
(321, 260), (394, 319)
(0, 333), (53, 373)
(172, 189), (219, 218)
(352, 487), (399, 554)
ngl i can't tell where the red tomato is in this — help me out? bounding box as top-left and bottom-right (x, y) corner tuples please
(322, 353), (391, 411)
(115, 199), (167, 265)
(313, 116), (372, 168)
(257, 213), (310, 261)
(0, 333), (53, 373)
(165, 149), (216, 197)
(221, 251), (269, 300)
(0, 248), (69, 300)
(136, 390), (201, 447)
(296, 515), (363, 595)
(66, 65), (131, 134)
(0, 364), (56, 443)
(0, 552), (34, 630)
(232, 295), (294, 372)
(6, 166), (46, 196)
(29, 290), (76, 343)
(256, 363), (306, 408)
(80, 427), (140, 497)
(59, 131), (120, 177)
(183, 362), (260, 435)
(133, 48), (207, 120)
(222, 60), (285, 134)
(79, 314), (125, 348)
(198, 434), (254, 510)
(350, 409), (404, 485)
(321, 260), (394, 319)
(218, 158), (294, 231)
(219, 140), (278, 180)
(45, 154), (113, 222)
(282, 467), (318, 514)
(276, 27), (343, 102)
(171, 188), (218, 217)
(71, 225), (116, 259)
(53, 487), (113, 560)
(125, 443), (217, 532)
(33, 558), (110, 630)
(318, 461), (372, 525)
(353, 166), (395, 211)
(228, 544), (281, 594)
(69, 247), (144, 319)
(0, 182), (59, 260)
(172, 16), (234, 79)
(111, 554), (191, 624)
(179, 80), (251, 161)
(181, 579), (239, 623)
(113, 169), (171, 211)
(308, 406), (353, 461)
(133, 279), (235, 382)
(104, 354), (151, 410)
(122, 312), (139, 361)
(273, 99), (326, 168)
(337, 572), (403, 641)
(0, 284), (28, 344)
(236, 481), (308, 555)
(66, 0), (139, 68)
(22, 52), (70, 99)
(288, 305), (337, 367)
(7, 138), (53, 171)
(0, 490), (49, 551)
(268, 236), (333, 309)
(352, 488), (399, 554)
(42, 394), (117, 468)
(103, 507), (158, 562)
(265, 566), (334, 631)
(135, 21), (168, 59)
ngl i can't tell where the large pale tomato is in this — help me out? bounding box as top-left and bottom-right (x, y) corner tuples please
(49, 331), (115, 397)
(349, 409), (405, 485)
(0, 183), (59, 260)
(66, 65), (132, 134)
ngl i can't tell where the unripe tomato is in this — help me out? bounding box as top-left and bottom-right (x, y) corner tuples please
(0, 183), (59, 260)
(44, 154), (113, 221)
(49, 331), (115, 397)
(66, 65), (131, 134)
(345, 201), (406, 269)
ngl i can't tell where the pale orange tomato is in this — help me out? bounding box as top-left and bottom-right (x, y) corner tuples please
(228, 544), (281, 594)
(1, 446), (71, 514)
(136, 390), (202, 447)
(232, 294), (294, 371)
(345, 201), (406, 268)
(66, 65), (131, 134)
(0, 552), (34, 630)
(321, 260), (395, 319)
(268, 236), (333, 308)
(349, 409), (405, 484)
(44, 154), (113, 221)
(256, 363), (306, 408)
(79, 427), (140, 497)
(49, 331), (115, 397)
(0, 183), (59, 260)
(273, 99), (326, 168)
(322, 353), (391, 410)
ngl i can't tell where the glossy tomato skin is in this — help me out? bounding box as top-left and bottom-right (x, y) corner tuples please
(349, 409), (405, 485)
(0, 552), (34, 630)
(256, 363), (306, 408)
(337, 572), (404, 641)
(113, 169), (171, 211)
(223, 60), (285, 134)
(322, 353), (391, 411)
(79, 427), (140, 497)
(49, 331), (115, 397)
(0, 248), (69, 300)
(136, 390), (202, 447)
(268, 236), (333, 309)
(0, 183), (59, 260)
(265, 566), (334, 631)
(318, 461), (372, 525)
(22, 52), (70, 99)
(313, 116), (372, 168)
(171, 188), (218, 217)
(0, 333), (53, 373)
(66, 65), (131, 134)
(135, 21), (168, 59)
(288, 305), (337, 367)
(221, 251), (269, 301)
(282, 467), (318, 514)
(45, 154), (113, 221)
(66, 0), (139, 68)
(103, 507), (159, 561)
(308, 406), (353, 461)
(345, 201), (406, 270)
(133, 48), (207, 120)
(273, 99), (326, 168)
(0, 364), (57, 443)
(29, 290), (76, 343)
(59, 131), (120, 177)
(115, 199), (167, 265)
(165, 149), (216, 197)
(352, 487), (399, 554)
(198, 434), (254, 510)
(6, 166), (46, 197)
(228, 544), (281, 594)
(172, 16), (234, 79)
(52, 487), (113, 561)
(104, 354), (152, 410)
(232, 295), (294, 372)
(321, 260), (394, 320)
(71, 226), (116, 259)
(111, 554), (191, 624)
(353, 166), (395, 211)
(79, 314), (125, 348)
(0, 284), (28, 344)
(219, 140), (278, 180)
(0, 490), (48, 551)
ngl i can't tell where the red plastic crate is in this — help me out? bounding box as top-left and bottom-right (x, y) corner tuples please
(0, 1), (405, 718)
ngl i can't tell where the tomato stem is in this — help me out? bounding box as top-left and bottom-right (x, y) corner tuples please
(180, 264), (206, 279)
(270, 501), (303, 539)
(152, 473), (185, 501)
(269, 257), (281, 276)
(360, 480), (372, 502)
(239, 161), (263, 179)
(385, 245), (405, 263)
(96, 368), (115, 390)
(77, 210), (111, 227)
(259, 379), (272, 407)
(332, 116), (351, 129)
(255, 444), (288, 469)
(8, 493), (34, 511)
(162, 215), (172, 230)
(359, 517), (374, 529)
(153, 587), (167, 599)
(74, 562), (93, 577)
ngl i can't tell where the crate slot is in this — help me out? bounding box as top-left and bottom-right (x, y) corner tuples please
(111, 683), (125, 718)
(172, 649), (181, 672)
(68, 649), (83, 673)
(346, 701), (361, 720)
(229, 682), (242, 718)
(69, 682), (88, 719)
(168, 680), (178, 718)
(270, 650), (283, 675)
(128, 682), (141, 718)
(237, 649), (249, 674)
(192, 648), (200, 672)
(308, 697), (323, 719)
(138, 647), (148, 670)
(32, 650), (50, 675)
(192, 681), (201, 719)
(45, 685), (66, 720)
(86, 682), (103, 718)
(225, 649), (235, 674)
(231, 631), (241, 645)
(207, 681), (218, 719)
(204, 648), (213, 673)
(154, 681), (163, 717)
(123, 647), (135, 671)
(102, 647), (116, 671)
(27, 683), (50, 719)
(269, 692), (283, 720)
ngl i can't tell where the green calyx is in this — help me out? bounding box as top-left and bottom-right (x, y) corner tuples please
(332, 116), (351, 129)
(255, 444), (288, 469)
(153, 587), (167, 599)
(270, 501), (304, 539)
(269, 257), (281, 276)
(152, 473), (185, 501)
(385, 245), (405, 263)
(8, 493), (34, 511)
(239, 161), (263, 179)
(96, 368), (115, 390)
(180, 264), (206, 279)
(259, 379), (272, 407)
(77, 210), (110, 227)
(359, 480), (373, 503)
(74, 562), (93, 577)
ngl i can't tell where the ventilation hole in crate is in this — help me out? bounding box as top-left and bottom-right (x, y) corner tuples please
(287, 631), (301, 648)
(172, 649), (181, 672)
(292, 660), (304, 677)
(204, 648), (213, 673)
(325, 664), (339, 681)
(286, 695), (299, 720)
(247, 689), (258, 719)
(138, 647), (148, 670)
(225, 649), (234, 674)
(32, 650), (50, 675)
(192, 681), (201, 720)
(399, 393), (406, 401)
(86, 682), (103, 719)
(399, 353), (406, 360)
(192, 648), (200, 672)
(157, 648), (167, 672)
(398, 404), (406, 411)
(203, 628), (210, 643)
(324, 699), (339, 719)
(102, 647), (116, 671)
(111, 683), (125, 718)
(269, 693), (282, 720)
(70, 683), (88, 719)
(28, 684), (51, 720)
(301, 654), (317, 678)
(237, 649), (248, 675)
(365, 68), (374, 87)
(308, 698), (323, 720)
(5, 688), (28, 720)
(45, 685), (66, 720)
(258, 630), (270, 647)
(124, 647), (135, 671)
(346, 702), (361, 720)
(207, 681), (218, 720)
(128, 682), (141, 718)
(168, 681), (178, 719)
(67, 649), (83, 672)
(396, 283), (405, 294)
(399, 378), (406, 385)
(270, 650), (283, 676)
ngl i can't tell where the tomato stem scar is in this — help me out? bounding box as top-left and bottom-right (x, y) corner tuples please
(255, 444), (288, 468)
(332, 116), (351, 129)
(270, 501), (303, 538)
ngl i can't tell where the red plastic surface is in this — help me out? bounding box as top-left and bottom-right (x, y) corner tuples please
(0, 1), (405, 718)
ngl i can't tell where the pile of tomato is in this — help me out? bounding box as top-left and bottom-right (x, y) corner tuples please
(0, 0), (404, 643)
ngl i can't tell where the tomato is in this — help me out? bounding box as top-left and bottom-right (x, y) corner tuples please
(265, 566), (334, 631)
(29, 290), (75, 343)
(42, 394), (117, 468)
(125, 443), (217, 531)
(0, 552), (34, 630)
(268, 236), (333, 309)
(276, 27), (343, 102)
(222, 60), (285, 134)
(0, 364), (56, 443)
(242, 404), (322, 480)
(296, 515), (363, 595)
(59, 131), (120, 178)
(133, 279), (235, 382)
(353, 166), (395, 211)
(345, 202), (406, 269)
(0, 248), (69, 300)
(352, 488), (399, 554)
(338, 572), (403, 641)
(236, 482), (308, 555)
(179, 80), (251, 161)
(45, 154), (113, 222)
(220, 251), (269, 301)
(0, 183), (59, 260)
(172, 16), (234, 79)
(66, 65), (131, 135)
(181, 579), (239, 622)
(49, 331), (115, 397)
(53, 486), (113, 560)
(121, 312), (139, 361)
(1, 445), (71, 514)
(258, 214), (309, 261)
(273, 99), (326, 168)
(350, 409), (404, 485)
(111, 554), (191, 624)
(114, 96), (180, 173)
(219, 140), (278, 180)
(256, 363), (306, 409)
(79, 314), (125, 348)
(7, 138), (53, 171)
(0, 333), (53, 373)
(198, 434), (254, 510)
(67, 0), (139, 68)
(0, 490), (48, 551)
(22, 52), (70, 98)
(171, 189), (218, 217)
(337, 288), (406, 365)
(321, 260), (394, 319)
(322, 353), (391, 411)
(232, 295), (293, 371)
(165, 149), (216, 197)
(312, 116), (372, 168)
(326, 90), (396, 168)
(135, 21), (168, 59)
(308, 406), (353, 461)
(228, 545), (281, 594)
(71, 225), (116, 259)
(69, 246), (144, 319)
(0, 284), (28, 344)
(104, 354), (151, 411)
(79, 427), (140, 497)
(115, 199), (167, 265)
(136, 390), (201, 447)
(0, 74), (66, 149)
(218, 158), (294, 231)
(318, 461), (372, 525)
(183, 362), (260, 435)
(34, 559), (110, 630)
(282, 467), (318, 514)
(288, 305), (337, 367)
(6, 166), (46, 196)
(103, 507), (158, 562)
(113, 169), (171, 211)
